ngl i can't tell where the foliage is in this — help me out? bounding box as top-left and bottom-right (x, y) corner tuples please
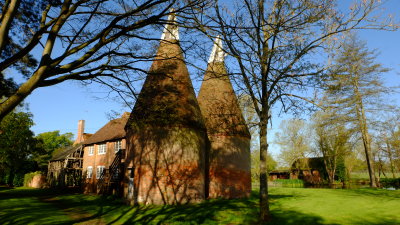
(325, 34), (394, 187)
(276, 119), (311, 167)
(375, 114), (400, 179)
(0, 73), (17, 99)
(379, 178), (400, 189)
(1, 187), (399, 224)
(0, 110), (41, 186)
(313, 110), (351, 185)
(23, 171), (43, 187)
(35, 131), (73, 170)
(336, 157), (347, 182)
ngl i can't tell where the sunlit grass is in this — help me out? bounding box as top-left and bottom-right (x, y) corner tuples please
(0, 186), (399, 224)
(351, 172), (400, 180)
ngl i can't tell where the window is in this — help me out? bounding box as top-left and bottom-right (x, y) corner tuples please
(98, 143), (107, 155)
(88, 145), (94, 156)
(115, 140), (122, 153)
(96, 166), (105, 179)
(87, 166), (93, 178)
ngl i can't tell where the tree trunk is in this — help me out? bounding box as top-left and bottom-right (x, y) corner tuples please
(0, 66), (47, 122)
(259, 119), (270, 222)
(0, 0), (21, 54)
(360, 123), (377, 187)
(322, 155), (334, 187)
(7, 169), (15, 187)
(354, 83), (377, 188)
(386, 140), (396, 179)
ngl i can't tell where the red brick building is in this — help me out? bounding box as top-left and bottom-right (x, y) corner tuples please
(82, 113), (129, 194)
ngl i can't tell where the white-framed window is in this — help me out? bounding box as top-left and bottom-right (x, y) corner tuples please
(87, 166), (93, 178)
(96, 166), (105, 179)
(115, 140), (122, 153)
(98, 143), (107, 155)
(88, 145), (94, 156)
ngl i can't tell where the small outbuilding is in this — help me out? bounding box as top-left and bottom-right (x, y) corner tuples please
(291, 157), (327, 184)
(47, 120), (90, 187)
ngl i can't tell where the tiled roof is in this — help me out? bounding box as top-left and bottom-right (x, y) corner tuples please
(198, 62), (251, 138)
(84, 113), (129, 145)
(51, 144), (82, 161)
(126, 26), (205, 131)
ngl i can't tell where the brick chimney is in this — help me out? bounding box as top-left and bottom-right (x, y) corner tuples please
(74, 120), (85, 144)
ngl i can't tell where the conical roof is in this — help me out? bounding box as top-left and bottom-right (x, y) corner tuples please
(126, 13), (205, 130)
(198, 37), (250, 138)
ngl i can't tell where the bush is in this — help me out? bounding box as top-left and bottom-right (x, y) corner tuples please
(24, 171), (43, 187)
(380, 178), (400, 189)
(273, 179), (304, 188)
(13, 174), (25, 187)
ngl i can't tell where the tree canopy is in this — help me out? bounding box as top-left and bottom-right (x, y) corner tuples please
(35, 130), (73, 169)
(0, 110), (40, 186)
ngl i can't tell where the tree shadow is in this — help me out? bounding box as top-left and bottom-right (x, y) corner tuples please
(1, 188), (398, 224)
(345, 188), (400, 199)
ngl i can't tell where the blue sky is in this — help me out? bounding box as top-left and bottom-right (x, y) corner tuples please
(20, 0), (400, 156)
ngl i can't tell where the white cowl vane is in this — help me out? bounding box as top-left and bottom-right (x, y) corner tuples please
(208, 36), (225, 63)
(160, 10), (179, 41)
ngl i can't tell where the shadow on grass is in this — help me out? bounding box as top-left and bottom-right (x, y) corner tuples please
(0, 187), (81, 200)
(345, 188), (400, 199)
(1, 188), (398, 224)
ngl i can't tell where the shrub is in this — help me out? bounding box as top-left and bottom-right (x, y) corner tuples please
(380, 178), (400, 189)
(24, 171), (43, 187)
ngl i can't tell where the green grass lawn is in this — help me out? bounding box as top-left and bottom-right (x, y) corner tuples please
(0, 186), (399, 225)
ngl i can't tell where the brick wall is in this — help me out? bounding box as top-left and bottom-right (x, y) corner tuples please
(208, 135), (251, 198)
(124, 127), (207, 205)
(82, 139), (126, 193)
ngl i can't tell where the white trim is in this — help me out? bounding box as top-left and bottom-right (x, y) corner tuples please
(96, 166), (105, 179)
(87, 166), (93, 178)
(98, 143), (107, 155)
(115, 140), (122, 153)
(88, 145), (94, 156)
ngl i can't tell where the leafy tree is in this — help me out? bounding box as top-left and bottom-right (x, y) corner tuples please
(313, 110), (351, 186)
(0, 73), (17, 99)
(187, 0), (395, 220)
(326, 34), (393, 187)
(276, 119), (311, 168)
(0, 0), (209, 122)
(0, 110), (40, 186)
(35, 130), (73, 170)
(375, 114), (400, 178)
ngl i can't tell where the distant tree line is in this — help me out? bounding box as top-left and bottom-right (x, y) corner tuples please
(274, 34), (400, 186)
(0, 107), (73, 186)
